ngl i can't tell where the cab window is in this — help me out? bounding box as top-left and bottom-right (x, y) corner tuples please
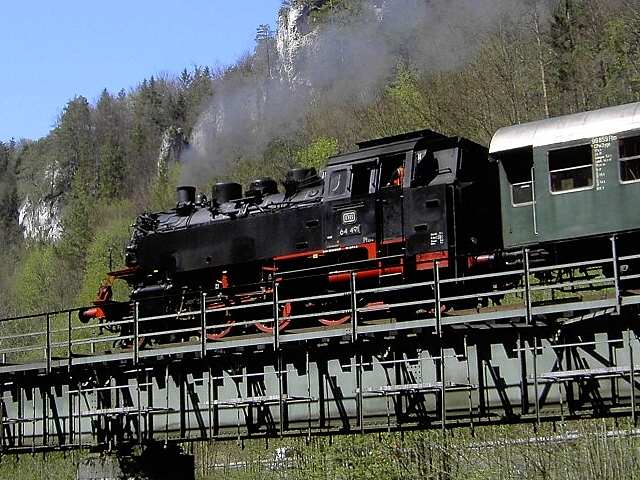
(351, 161), (378, 197)
(379, 153), (405, 188)
(327, 169), (349, 197)
(412, 149), (438, 187)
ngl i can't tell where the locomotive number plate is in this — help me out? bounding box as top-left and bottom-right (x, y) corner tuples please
(339, 224), (361, 237)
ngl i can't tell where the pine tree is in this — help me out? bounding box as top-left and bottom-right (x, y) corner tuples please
(0, 141), (20, 247)
(55, 97), (97, 265)
(255, 24), (275, 79)
(95, 89), (127, 198)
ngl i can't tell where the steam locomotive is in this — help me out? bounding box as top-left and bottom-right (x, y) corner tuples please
(82, 102), (640, 342)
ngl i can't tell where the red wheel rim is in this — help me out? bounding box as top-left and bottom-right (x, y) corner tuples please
(206, 319), (236, 340)
(318, 301), (384, 326)
(205, 301), (236, 340)
(318, 314), (351, 326)
(256, 302), (292, 333)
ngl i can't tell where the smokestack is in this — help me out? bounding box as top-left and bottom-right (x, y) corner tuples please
(176, 186), (196, 204)
(176, 186), (196, 215)
(213, 182), (242, 204)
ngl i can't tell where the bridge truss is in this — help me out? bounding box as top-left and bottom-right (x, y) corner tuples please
(0, 237), (639, 454)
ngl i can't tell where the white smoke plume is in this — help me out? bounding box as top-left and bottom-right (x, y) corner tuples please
(180, 0), (542, 188)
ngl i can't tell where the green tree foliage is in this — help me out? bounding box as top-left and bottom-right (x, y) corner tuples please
(0, 141), (20, 246)
(14, 137), (59, 207)
(54, 97), (99, 270)
(305, 0), (367, 25)
(54, 96), (96, 194)
(547, 0), (639, 112)
(76, 200), (136, 305)
(95, 89), (128, 198)
(178, 66), (215, 131)
(10, 244), (68, 314)
(295, 136), (338, 170)
(149, 163), (182, 211)
(0, 141), (21, 317)
(130, 77), (174, 181)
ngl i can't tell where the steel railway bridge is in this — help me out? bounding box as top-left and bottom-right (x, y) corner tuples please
(0, 240), (639, 477)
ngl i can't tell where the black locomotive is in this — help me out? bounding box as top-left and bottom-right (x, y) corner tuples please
(132, 132), (497, 280)
(82, 102), (640, 342)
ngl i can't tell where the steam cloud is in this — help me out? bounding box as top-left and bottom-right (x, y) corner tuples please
(180, 0), (539, 188)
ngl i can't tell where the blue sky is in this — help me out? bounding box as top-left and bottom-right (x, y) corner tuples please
(0, 0), (282, 142)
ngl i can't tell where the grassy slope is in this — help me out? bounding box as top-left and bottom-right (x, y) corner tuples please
(3, 420), (640, 479)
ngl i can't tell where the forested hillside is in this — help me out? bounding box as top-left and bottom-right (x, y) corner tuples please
(1, 0), (639, 318)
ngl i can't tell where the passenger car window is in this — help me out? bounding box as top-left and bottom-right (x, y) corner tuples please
(327, 169), (349, 197)
(619, 136), (640, 183)
(499, 147), (533, 207)
(512, 182), (533, 206)
(548, 145), (593, 193)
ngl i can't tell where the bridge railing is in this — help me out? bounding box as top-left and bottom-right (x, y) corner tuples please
(0, 234), (636, 369)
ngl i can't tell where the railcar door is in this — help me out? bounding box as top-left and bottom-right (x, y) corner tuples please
(403, 148), (452, 268)
(496, 147), (538, 248)
(378, 152), (408, 246)
(323, 160), (379, 251)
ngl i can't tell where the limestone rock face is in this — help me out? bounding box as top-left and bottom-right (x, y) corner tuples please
(276, 3), (316, 85)
(18, 196), (62, 241)
(182, 0), (393, 183)
(18, 164), (63, 241)
(157, 126), (187, 176)
(275, 1), (387, 86)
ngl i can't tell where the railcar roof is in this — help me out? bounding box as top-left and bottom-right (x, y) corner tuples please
(489, 101), (640, 154)
(327, 129), (446, 166)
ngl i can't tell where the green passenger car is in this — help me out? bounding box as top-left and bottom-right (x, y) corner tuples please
(490, 102), (640, 250)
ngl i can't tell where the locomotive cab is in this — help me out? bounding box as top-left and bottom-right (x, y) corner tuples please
(320, 131), (499, 282)
(406, 136), (500, 277)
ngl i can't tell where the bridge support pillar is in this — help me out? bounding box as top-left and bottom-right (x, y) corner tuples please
(76, 444), (194, 480)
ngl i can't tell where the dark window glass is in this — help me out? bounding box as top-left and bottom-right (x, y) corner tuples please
(351, 162), (377, 196)
(380, 153), (405, 188)
(412, 149), (438, 187)
(500, 147), (533, 207)
(619, 136), (640, 158)
(512, 182), (533, 206)
(619, 136), (640, 183)
(548, 144), (593, 193)
(328, 169), (348, 196)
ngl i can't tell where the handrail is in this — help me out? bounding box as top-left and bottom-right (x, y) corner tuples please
(0, 241), (637, 367)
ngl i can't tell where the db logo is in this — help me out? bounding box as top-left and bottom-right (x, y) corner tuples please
(342, 210), (357, 224)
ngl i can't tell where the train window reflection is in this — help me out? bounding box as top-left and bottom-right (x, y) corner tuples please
(619, 136), (640, 183)
(328, 169), (348, 196)
(548, 144), (593, 193)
